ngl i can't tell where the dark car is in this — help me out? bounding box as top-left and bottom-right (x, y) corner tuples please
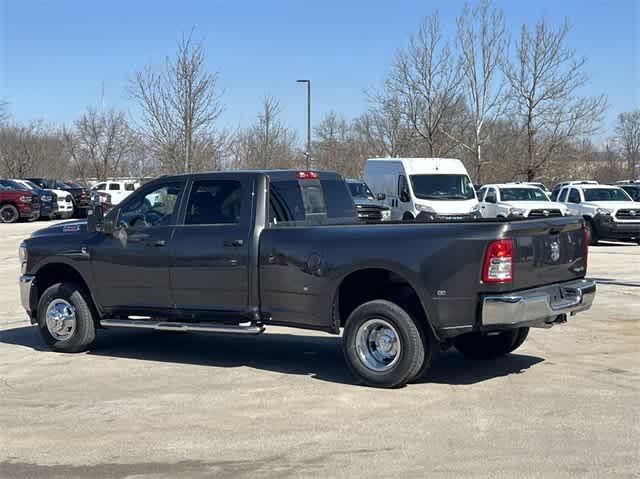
(345, 178), (391, 222)
(19, 170), (595, 388)
(10, 179), (55, 219)
(26, 178), (89, 217)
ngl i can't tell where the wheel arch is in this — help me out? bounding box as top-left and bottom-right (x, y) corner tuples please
(30, 261), (101, 325)
(331, 266), (440, 341)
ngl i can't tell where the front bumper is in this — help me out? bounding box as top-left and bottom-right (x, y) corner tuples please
(19, 274), (36, 320)
(481, 279), (596, 329)
(593, 215), (640, 240)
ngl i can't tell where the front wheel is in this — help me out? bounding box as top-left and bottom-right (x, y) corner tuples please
(37, 282), (97, 353)
(0, 204), (20, 223)
(342, 300), (425, 388)
(453, 327), (529, 360)
(585, 219), (599, 246)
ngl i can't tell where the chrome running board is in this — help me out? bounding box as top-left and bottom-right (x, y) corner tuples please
(99, 318), (264, 335)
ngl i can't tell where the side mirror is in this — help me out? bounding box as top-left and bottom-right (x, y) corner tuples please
(399, 189), (410, 203)
(87, 191), (113, 234)
(376, 193), (386, 201)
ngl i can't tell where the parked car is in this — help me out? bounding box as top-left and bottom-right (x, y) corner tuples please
(22, 178), (75, 219)
(619, 183), (640, 202)
(556, 183), (640, 244)
(345, 178), (391, 222)
(11, 179), (56, 219)
(0, 181), (40, 223)
(364, 158), (478, 221)
(19, 170), (595, 388)
(476, 183), (568, 218)
(90, 180), (139, 205)
(550, 180), (598, 201)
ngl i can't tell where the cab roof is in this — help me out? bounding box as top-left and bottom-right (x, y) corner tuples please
(366, 157), (469, 176)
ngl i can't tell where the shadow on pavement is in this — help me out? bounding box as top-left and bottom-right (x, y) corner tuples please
(1, 325), (544, 387)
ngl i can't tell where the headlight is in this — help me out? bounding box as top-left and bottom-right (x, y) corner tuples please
(41, 195), (52, 202)
(19, 196), (32, 203)
(19, 242), (27, 263)
(415, 204), (435, 213)
(596, 208), (613, 216)
(509, 208), (526, 216)
(381, 209), (391, 220)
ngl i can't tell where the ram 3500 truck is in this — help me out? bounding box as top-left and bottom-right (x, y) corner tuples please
(19, 170), (596, 388)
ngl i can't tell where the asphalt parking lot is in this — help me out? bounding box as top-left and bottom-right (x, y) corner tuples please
(1, 221), (638, 478)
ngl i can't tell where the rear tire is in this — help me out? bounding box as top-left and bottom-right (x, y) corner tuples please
(0, 204), (20, 223)
(37, 282), (96, 353)
(343, 300), (424, 388)
(453, 327), (529, 360)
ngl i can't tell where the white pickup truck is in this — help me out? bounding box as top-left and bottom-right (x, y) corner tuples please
(476, 183), (568, 219)
(90, 180), (139, 205)
(556, 184), (640, 245)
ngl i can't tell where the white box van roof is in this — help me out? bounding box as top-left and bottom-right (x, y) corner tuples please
(366, 158), (469, 176)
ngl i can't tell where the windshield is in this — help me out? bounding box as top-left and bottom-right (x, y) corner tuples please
(0, 179), (29, 191)
(409, 174), (475, 200)
(500, 187), (548, 202)
(348, 182), (375, 199)
(583, 188), (631, 202)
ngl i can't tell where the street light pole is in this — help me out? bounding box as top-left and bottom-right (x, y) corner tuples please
(296, 79), (311, 170)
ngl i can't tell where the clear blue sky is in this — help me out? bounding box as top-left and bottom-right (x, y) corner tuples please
(1, 0), (638, 142)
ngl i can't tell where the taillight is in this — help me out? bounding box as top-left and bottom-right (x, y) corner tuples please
(296, 171), (319, 180)
(482, 239), (513, 283)
(582, 225), (588, 272)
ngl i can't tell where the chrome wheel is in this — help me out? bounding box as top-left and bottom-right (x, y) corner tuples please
(355, 318), (401, 372)
(45, 299), (77, 341)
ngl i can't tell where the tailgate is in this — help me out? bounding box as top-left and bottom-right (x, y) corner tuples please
(508, 217), (587, 290)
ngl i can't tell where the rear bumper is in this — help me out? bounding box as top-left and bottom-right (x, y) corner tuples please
(593, 215), (640, 240)
(481, 279), (596, 329)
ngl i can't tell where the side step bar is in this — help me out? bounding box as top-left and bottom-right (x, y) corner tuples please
(99, 319), (265, 335)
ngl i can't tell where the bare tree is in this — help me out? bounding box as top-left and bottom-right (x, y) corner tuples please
(0, 100), (9, 123)
(231, 96), (298, 169)
(456, 0), (508, 181)
(385, 12), (463, 156)
(614, 109), (640, 178)
(0, 121), (66, 178)
(63, 108), (136, 182)
(505, 19), (607, 181)
(129, 31), (225, 173)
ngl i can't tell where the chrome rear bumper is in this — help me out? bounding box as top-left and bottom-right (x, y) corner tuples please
(482, 279), (596, 328)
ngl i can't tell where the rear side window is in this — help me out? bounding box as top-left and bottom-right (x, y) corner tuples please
(568, 188), (581, 203)
(320, 179), (356, 219)
(185, 180), (242, 225)
(125, 183), (136, 191)
(109, 183), (121, 191)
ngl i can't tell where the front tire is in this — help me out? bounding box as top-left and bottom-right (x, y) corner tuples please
(402, 212), (415, 222)
(343, 300), (425, 388)
(453, 327), (529, 360)
(0, 204), (20, 223)
(585, 219), (599, 246)
(37, 282), (96, 353)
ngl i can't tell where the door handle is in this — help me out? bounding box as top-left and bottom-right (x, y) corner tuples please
(148, 239), (166, 247)
(128, 233), (150, 242)
(224, 239), (244, 247)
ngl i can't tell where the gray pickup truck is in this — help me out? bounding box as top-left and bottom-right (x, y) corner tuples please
(19, 170), (596, 388)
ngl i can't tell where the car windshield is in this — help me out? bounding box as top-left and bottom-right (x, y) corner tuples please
(583, 188), (631, 202)
(499, 187), (548, 201)
(621, 186), (640, 201)
(409, 174), (475, 200)
(348, 182), (375, 199)
(0, 179), (29, 191)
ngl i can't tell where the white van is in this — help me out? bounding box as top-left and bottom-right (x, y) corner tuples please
(363, 158), (478, 220)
